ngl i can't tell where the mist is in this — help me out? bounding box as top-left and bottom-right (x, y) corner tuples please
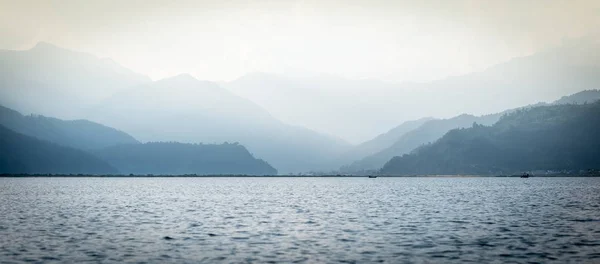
(2, 2), (600, 262)
(0, 0), (599, 173)
(2, 0), (598, 80)
(1, 0), (599, 144)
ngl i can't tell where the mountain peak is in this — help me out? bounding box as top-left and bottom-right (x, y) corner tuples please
(160, 73), (199, 83)
(28, 41), (95, 60)
(156, 74), (226, 91)
(30, 41), (64, 52)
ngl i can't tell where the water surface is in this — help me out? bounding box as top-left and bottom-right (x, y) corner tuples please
(1, 177), (599, 263)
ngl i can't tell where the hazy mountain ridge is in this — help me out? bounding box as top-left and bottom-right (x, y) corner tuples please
(0, 105), (139, 150)
(226, 72), (409, 143)
(0, 102), (282, 175)
(0, 42), (151, 119)
(94, 142), (277, 175)
(331, 117), (433, 168)
(0, 104), (280, 175)
(380, 102), (600, 175)
(553, 89), (600, 105)
(0, 43), (351, 173)
(0, 125), (117, 174)
(2, 41), (600, 174)
(341, 113), (502, 173)
(341, 89), (600, 174)
(225, 38), (600, 143)
(89, 73), (351, 173)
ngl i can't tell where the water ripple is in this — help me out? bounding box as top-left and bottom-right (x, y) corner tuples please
(0, 177), (599, 263)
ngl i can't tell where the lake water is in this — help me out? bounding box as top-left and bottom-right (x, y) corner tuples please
(0, 177), (599, 263)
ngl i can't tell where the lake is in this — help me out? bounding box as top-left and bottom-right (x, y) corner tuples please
(1, 177), (599, 263)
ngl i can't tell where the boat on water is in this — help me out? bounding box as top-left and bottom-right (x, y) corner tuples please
(520, 173), (530, 178)
(368, 175), (377, 178)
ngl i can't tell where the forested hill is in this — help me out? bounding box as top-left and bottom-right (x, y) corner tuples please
(552, 89), (600, 105)
(341, 89), (600, 174)
(380, 102), (600, 175)
(0, 105), (139, 150)
(342, 113), (501, 173)
(94, 142), (277, 175)
(0, 125), (117, 174)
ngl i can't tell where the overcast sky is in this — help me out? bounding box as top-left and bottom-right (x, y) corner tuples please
(1, 0), (599, 82)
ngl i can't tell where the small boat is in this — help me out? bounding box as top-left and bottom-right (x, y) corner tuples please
(520, 173), (530, 178)
(368, 175), (377, 178)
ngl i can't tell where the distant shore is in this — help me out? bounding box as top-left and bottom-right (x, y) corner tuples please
(1, 174), (599, 177)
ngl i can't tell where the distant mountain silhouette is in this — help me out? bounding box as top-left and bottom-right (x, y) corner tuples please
(0, 125), (117, 174)
(3, 41), (599, 174)
(94, 142), (277, 175)
(0, 104), (279, 175)
(0, 43), (352, 173)
(0, 105), (139, 150)
(341, 114), (502, 173)
(226, 72), (403, 143)
(331, 117), (433, 168)
(380, 102), (600, 175)
(0, 42), (151, 119)
(552, 89), (600, 105)
(89, 74), (351, 173)
(226, 38), (600, 143)
(342, 89), (600, 173)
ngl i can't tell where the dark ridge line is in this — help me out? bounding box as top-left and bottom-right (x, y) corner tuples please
(0, 174), (598, 178)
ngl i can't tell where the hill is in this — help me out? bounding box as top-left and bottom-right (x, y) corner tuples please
(94, 142), (277, 175)
(553, 89), (600, 105)
(342, 89), (600, 174)
(0, 125), (117, 174)
(0, 42), (150, 119)
(380, 102), (600, 175)
(332, 117), (433, 168)
(226, 38), (600, 143)
(0, 105), (139, 150)
(88, 74), (351, 173)
(341, 113), (501, 173)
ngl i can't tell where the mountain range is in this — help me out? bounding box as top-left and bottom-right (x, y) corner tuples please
(340, 89), (600, 174)
(0, 42), (150, 119)
(380, 102), (600, 175)
(0, 105), (138, 150)
(341, 113), (502, 173)
(0, 105), (277, 175)
(0, 124), (117, 174)
(330, 117), (433, 169)
(1, 39), (600, 175)
(94, 142), (277, 175)
(225, 37), (600, 144)
(87, 73), (351, 173)
(0, 43), (351, 174)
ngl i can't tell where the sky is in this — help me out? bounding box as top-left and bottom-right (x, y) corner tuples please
(1, 0), (599, 82)
(1, 0), (599, 144)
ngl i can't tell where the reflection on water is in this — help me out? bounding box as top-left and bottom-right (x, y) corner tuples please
(0, 177), (599, 263)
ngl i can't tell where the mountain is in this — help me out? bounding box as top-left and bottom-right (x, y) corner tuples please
(88, 74), (351, 173)
(342, 113), (502, 173)
(225, 72), (404, 144)
(332, 117), (433, 168)
(380, 102), (600, 175)
(0, 125), (117, 174)
(341, 89), (600, 173)
(225, 37), (600, 143)
(4, 41), (598, 174)
(0, 42), (151, 119)
(94, 142), (277, 175)
(0, 105), (139, 150)
(553, 89), (600, 105)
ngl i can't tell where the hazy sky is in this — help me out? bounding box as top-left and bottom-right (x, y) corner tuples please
(1, 0), (599, 82)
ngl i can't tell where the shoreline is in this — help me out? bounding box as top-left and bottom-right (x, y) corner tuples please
(1, 174), (598, 178)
